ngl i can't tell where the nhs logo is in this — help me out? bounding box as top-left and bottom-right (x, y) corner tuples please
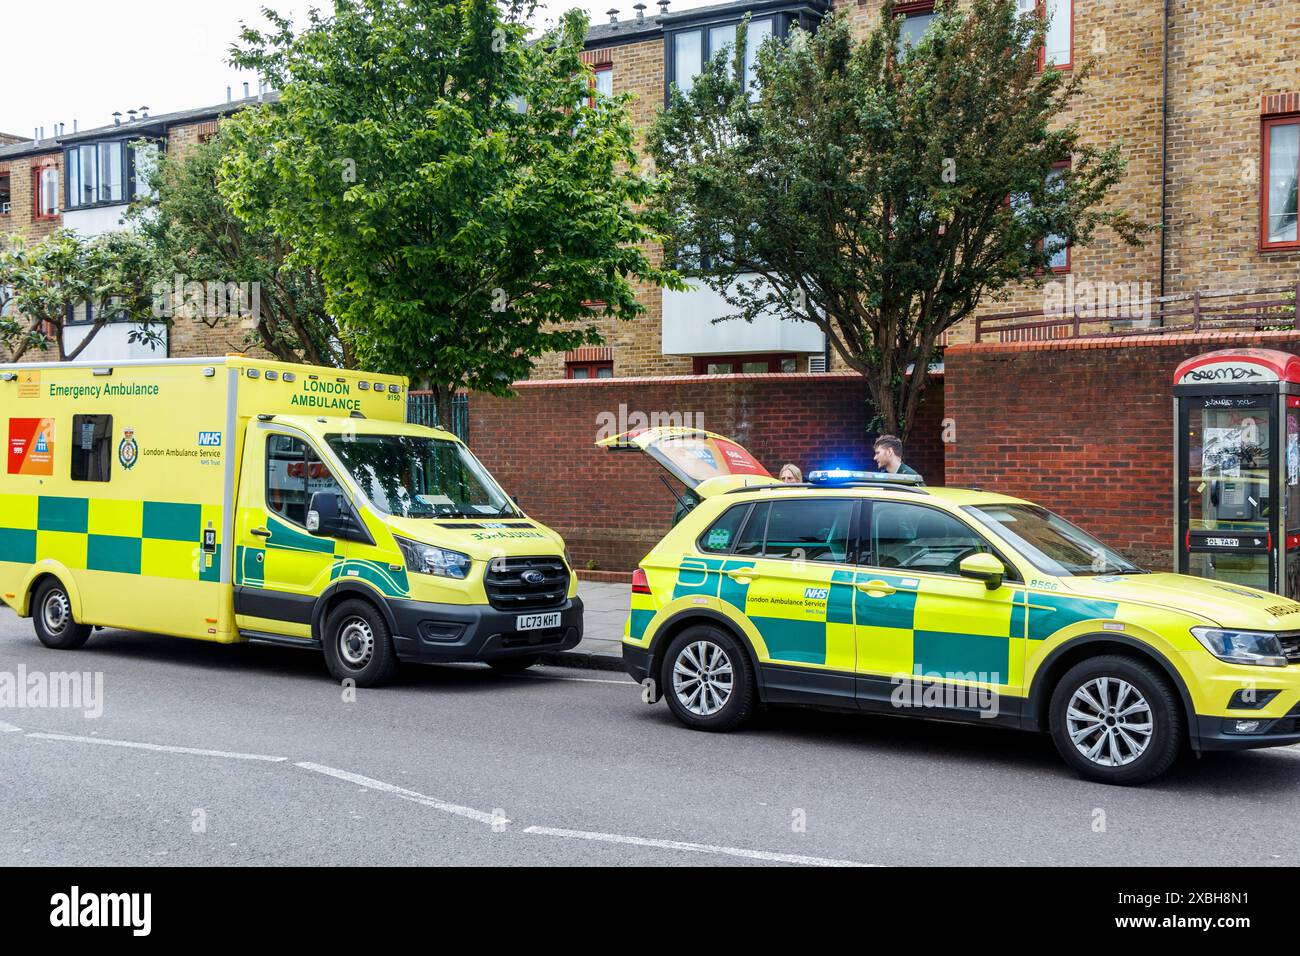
(198, 431), (223, 447)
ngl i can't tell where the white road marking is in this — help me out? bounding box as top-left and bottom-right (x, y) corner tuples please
(0, 721), (22, 733)
(522, 825), (869, 867)
(25, 732), (287, 762)
(295, 761), (502, 827)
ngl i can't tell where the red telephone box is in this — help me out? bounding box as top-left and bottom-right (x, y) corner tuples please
(1174, 348), (1300, 597)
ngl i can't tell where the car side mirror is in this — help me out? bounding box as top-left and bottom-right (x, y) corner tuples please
(959, 552), (1005, 591)
(307, 491), (355, 539)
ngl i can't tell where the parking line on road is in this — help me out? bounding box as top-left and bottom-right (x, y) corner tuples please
(25, 732), (288, 762)
(521, 825), (869, 867)
(0, 721), (21, 733)
(294, 761), (503, 827)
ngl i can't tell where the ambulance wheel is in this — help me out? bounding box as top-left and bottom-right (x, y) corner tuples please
(32, 579), (92, 650)
(488, 655), (540, 673)
(1048, 655), (1183, 786)
(661, 626), (757, 732)
(323, 599), (399, 687)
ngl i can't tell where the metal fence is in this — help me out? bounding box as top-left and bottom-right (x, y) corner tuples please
(406, 391), (469, 441)
(974, 284), (1300, 343)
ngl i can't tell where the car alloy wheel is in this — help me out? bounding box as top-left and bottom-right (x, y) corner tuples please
(672, 640), (734, 716)
(1066, 677), (1153, 767)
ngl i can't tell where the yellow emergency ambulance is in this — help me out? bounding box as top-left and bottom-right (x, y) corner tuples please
(0, 357), (580, 685)
(603, 427), (1300, 785)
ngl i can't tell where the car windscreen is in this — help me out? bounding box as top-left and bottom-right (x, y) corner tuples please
(964, 503), (1140, 576)
(326, 433), (516, 519)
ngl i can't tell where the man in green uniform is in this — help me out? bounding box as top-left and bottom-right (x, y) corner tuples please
(873, 434), (923, 482)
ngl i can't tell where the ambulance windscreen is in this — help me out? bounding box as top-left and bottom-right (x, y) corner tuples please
(326, 433), (517, 519)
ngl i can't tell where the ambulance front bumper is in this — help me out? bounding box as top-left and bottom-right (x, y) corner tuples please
(389, 596), (583, 663)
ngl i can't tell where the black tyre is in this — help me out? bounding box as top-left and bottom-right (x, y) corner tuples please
(322, 599), (399, 687)
(488, 655), (541, 673)
(1048, 654), (1183, 785)
(661, 625), (757, 731)
(32, 579), (92, 650)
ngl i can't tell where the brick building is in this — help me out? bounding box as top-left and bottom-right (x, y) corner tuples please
(534, 0), (1300, 378)
(0, 96), (272, 363)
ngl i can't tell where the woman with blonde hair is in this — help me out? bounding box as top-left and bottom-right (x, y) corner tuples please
(778, 463), (803, 484)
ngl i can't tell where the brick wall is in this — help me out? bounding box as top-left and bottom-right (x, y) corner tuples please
(943, 329), (1300, 569)
(468, 371), (946, 570)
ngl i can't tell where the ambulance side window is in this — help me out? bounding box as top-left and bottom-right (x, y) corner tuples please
(71, 414), (113, 482)
(733, 502), (770, 557)
(762, 499), (854, 563)
(266, 435), (342, 527)
(698, 504), (750, 553)
(868, 501), (1007, 578)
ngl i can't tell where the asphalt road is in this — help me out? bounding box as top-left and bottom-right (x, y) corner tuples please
(4, 607), (1300, 867)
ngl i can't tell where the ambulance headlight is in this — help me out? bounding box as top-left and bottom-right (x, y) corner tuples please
(1191, 627), (1288, 667)
(395, 536), (471, 580)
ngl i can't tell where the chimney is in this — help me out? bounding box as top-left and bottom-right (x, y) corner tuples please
(657, 0), (669, 16)
(634, 2), (646, 21)
(113, 112), (122, 126)
(227, 85), (233, 103)
(57, 122), (64, 136)
(128, 109), (138, 122)
(73, 119), (78, 133)
(243, 82), (250, 99)
(607, 7), (618, 23)
(140, 106), (149, 119)
(33, 127), (39, 145)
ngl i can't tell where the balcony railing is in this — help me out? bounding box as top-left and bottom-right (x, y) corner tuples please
(974, 284), (1300, 344)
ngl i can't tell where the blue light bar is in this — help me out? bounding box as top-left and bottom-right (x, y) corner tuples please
(808, 469), (924, 486)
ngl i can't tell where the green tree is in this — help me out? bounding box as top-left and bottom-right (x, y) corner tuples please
(130, 131), (348, 367)
(0, 229), (156, 363)
(649, 0), (1149, 438)
(220, 0), (679, 412)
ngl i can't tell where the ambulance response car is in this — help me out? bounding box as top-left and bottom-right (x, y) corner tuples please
(0, 357), (581, 685)
(603, 427), (1300, 785)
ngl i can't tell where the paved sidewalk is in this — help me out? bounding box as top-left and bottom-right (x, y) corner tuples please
(541, 579), (628, 672)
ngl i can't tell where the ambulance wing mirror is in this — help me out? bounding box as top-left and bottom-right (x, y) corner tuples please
(959, 552), (1005, 591)
(308, 492), (359, 540)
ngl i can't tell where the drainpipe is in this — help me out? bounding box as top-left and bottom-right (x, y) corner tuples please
(1158, 0), (1171, 301)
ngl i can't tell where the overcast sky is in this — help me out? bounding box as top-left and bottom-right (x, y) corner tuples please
(2, 0), (716, 137)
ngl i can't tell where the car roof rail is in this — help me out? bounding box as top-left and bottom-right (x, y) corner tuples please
(724, 480), (929, 495)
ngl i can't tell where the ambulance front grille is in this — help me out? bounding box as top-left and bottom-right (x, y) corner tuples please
(483, 556), (570, 611)
(1277, 631), (1300, 664)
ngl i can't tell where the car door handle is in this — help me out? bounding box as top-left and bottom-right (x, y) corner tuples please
(725, 568), (759, 582)
(856, 579), (897, 595)
(250, 527), (271, 538)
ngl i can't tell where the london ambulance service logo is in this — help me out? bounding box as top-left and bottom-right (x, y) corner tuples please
(118, 427), (139, 470)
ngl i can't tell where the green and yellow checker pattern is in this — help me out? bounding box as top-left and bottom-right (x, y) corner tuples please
(0, 493), (221, 582)
(636, 557), (1122, 690)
